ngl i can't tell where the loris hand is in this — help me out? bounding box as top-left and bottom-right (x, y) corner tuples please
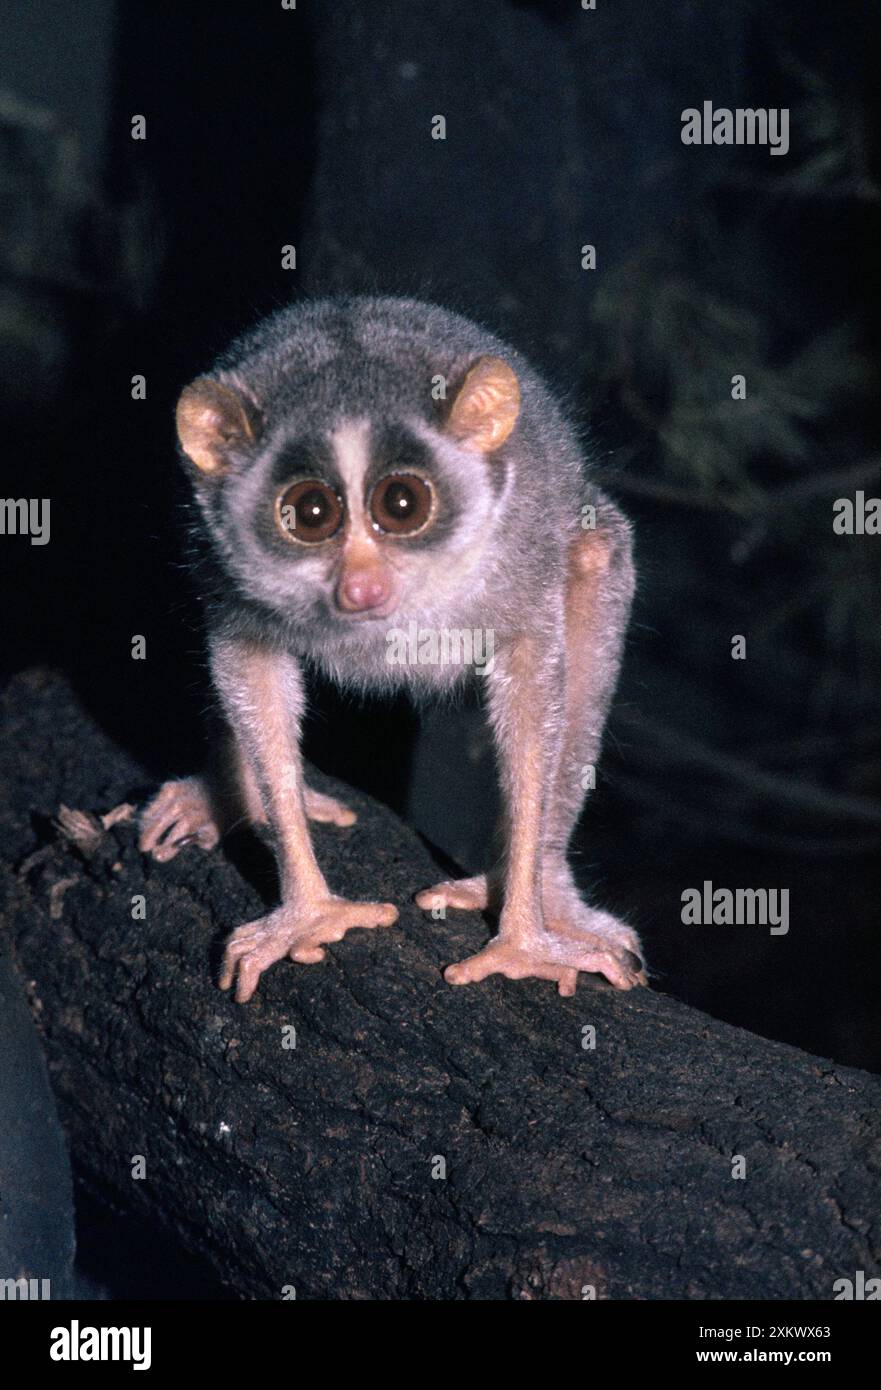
(219, 897), (399, 1003)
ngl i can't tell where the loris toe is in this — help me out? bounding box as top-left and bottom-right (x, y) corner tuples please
(139, 777), (221, 860)
(415, 874), (489, 912)
(303, 787), (357, 827)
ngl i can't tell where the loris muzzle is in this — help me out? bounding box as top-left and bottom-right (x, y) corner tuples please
(140, 295), (645, 1002)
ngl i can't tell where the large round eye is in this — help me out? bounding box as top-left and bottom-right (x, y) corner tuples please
(276, 479), (344, 544)
(370, 473), (434, 536)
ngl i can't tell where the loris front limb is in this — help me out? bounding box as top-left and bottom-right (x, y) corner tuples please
(418, 512), (646, 996)
(184, 636), (396, 1003)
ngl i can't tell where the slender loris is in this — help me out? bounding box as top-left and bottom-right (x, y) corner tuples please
(140, 296), (645, 1002)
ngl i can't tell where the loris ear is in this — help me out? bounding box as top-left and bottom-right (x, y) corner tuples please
(445, 355), (521, 453)
(175, 377), (261, 476)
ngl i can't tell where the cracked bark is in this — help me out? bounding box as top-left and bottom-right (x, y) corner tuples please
(1, 668), (879, 1300)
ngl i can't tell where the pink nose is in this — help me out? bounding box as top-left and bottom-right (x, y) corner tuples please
(337, 572), (391, 612)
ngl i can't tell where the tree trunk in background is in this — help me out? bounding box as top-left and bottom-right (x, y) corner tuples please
(298, 0), (750, 869)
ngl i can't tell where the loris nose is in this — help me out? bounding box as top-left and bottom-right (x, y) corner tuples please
(336, 570), (392, 613)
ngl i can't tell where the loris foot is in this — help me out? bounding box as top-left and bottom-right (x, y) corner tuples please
(139, 777), (221, 861)
(302, 787), (357, 827)
(140, 778), (356, 861)
(418, 872), (646, 994)
(445, 908), (646, 997)
(220, 897), (399, 1003)
(414, 873), (491, 912)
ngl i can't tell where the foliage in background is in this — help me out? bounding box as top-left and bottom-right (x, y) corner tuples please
(585, 54), (880, 829)
(0, 88), (162, 406)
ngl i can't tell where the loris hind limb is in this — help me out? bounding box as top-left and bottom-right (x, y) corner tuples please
(418, 510), (645, 996)
(139, 737), (356, 862)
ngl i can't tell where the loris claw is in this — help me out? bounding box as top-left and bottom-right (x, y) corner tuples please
(150, 295), (642, 1000)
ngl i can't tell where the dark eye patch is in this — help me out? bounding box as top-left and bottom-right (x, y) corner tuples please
(247, 434), (345, 557)
(366, 424), (461, 547)
(363, 424), (434, 495)
(267, 434), (341, 491)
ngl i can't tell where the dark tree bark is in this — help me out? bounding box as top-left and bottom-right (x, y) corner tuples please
(0, 938), (75, 1298)
(1, 668), (879, 1300)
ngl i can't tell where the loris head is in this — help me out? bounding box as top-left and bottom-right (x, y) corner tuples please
(174, 307), (523, 661)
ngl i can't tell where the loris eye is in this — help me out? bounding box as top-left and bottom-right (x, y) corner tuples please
(276, 479), (344, 544)
(370, 473), (434, 536)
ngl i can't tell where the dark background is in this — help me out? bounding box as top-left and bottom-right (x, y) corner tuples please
(0, 0), (879, 1294)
